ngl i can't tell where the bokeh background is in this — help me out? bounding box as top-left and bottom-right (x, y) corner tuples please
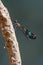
(0, 0), (43, 65)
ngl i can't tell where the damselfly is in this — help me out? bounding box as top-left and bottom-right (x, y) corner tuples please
(14, 20), (37, 39)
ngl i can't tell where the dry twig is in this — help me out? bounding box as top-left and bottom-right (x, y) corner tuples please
(0, 0), (22, 65)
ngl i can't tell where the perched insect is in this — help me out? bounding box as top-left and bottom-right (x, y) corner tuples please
(14, 20), (37, 39)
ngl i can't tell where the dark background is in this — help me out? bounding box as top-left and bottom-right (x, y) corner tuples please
(0, 0), (43, 65)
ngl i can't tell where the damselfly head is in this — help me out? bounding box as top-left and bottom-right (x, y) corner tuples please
(29, 33), (37, 39)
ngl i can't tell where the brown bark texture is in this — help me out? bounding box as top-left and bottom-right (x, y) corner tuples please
(0, 0), (22, 65)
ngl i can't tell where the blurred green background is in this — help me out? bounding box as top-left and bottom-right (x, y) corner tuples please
(0, 0), (43, 65)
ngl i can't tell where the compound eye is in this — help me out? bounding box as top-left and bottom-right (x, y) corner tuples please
(32, 34), (37, 39)
(29, 32), (33, 36)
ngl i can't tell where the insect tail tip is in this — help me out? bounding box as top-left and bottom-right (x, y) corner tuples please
(14, 20), (18, 23)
